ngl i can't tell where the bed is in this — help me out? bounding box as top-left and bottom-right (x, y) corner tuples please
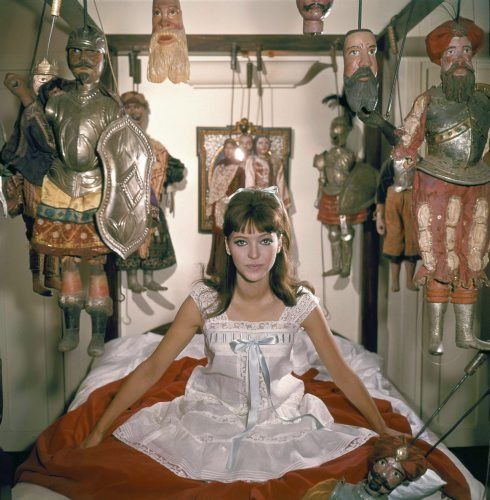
(12, 331), (484, 499)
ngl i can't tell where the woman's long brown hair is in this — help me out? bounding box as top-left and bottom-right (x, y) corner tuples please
(202, 189), (312, 318)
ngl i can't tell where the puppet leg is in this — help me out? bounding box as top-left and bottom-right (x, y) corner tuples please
(323, 225), (342, 276)
(404, 259), (418, 291)
(426, 280), (450, 356)
(44, 255), (61, 291)
(390, 261), (401, 292)
(143, 270), (168, 292)
(127, 269), (146, 293)
(86, 257), (113, 358)
(58, 257), (84, 352)
(29, 248), (52, 296)
(340, 224), (355, 278)
(451, 288), (478, 349)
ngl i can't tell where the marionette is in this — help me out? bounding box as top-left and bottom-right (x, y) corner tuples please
(342, 29), (399, 147)
(314, 99), (376, 278)
(302, 436), (427, 499)
(295, 0), (334, 35)
(391, 17), (489, 354)
(249, 135), (292, 210)
(375, 158), (419, 292)
(117, 91), (184, 293)
(206, 139), (245, 275)
(26, 20), (153, 357)
(148, 0), (190, 84)
(2, 59), (63, 296)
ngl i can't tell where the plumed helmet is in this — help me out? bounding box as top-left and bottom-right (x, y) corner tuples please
(67, 24), (106, 54)
(32, 57), (59, 77)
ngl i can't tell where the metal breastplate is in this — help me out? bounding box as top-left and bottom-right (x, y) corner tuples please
(46, 88), (120, 197)
(419, 87), (490, 185)
(323, 147), (356, 195)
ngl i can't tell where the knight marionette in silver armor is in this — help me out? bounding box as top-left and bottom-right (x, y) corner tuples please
(392, 17), (490, 354)
(314, 106), (376, 278)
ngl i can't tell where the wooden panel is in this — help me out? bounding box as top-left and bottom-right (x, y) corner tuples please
(107, 34), (342, 56)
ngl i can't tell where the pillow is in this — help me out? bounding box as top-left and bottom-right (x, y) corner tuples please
(389, 468), (446, 499)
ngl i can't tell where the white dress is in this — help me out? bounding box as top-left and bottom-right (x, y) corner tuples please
(113, 283), (375, 483)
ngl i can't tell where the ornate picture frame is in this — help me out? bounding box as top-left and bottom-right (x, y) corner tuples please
(196, 119), (293, 233)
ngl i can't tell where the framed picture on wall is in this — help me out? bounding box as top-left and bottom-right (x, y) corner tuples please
(196, 118), (293, 233)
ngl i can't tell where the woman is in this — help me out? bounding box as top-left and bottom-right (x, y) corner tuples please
(81, 188), (400, 483)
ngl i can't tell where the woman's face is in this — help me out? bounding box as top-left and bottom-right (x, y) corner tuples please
(255, 137), (270, 156)
(223, 142), (236, 160)
(226, 226), (281, 284)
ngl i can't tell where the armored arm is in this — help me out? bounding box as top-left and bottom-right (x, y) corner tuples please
(313, 152), (326, 208)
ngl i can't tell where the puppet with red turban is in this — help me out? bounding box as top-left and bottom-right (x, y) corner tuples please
(391, 17), (489, 354)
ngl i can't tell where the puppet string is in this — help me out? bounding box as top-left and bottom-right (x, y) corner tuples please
(357, 0), (362, 29)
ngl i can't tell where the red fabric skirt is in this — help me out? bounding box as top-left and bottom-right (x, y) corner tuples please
(16, 357), (470, 500)
(317, 193), (367, 226)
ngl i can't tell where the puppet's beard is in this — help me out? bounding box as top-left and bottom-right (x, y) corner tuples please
(441, 64), (475, 103)
(343, 66), (379, 114)
(148, 28), (190, 84)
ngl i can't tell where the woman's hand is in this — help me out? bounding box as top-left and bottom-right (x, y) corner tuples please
(79, 428), (105, 449)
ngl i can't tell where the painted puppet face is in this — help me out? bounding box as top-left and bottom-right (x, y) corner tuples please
(366, 457), (407, 496)
(343, 30), (379, 113)
(148, 0), (190, 83)
(296, 0), (334, 34)
(68, 48), (104, 86)
(255, 136), (271, 156)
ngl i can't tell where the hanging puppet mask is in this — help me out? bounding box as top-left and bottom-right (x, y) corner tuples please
(296, 0), (334, 35)
(343, 29), (378, 113)
(148, 0), (190, 83)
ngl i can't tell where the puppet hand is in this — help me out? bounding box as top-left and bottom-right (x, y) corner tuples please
(357, 108), (385, 128)
(79, 429), (105, 449)
(4, 73), (35, 106)
(375, 211), (386, 235)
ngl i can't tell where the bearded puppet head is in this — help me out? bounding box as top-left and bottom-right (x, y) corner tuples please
(343, 29), (379, 114)
(148, 0), (190, 84)
(365, 436), (428, 497)
(295, 0), (334, 35)
(426, 17), (484, 103)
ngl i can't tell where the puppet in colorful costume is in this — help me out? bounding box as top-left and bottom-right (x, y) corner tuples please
(2, 59), (62, 296)
(116, 91), (182, 292)
(29, 25), (123, 357)
(392, 18), (489, 354)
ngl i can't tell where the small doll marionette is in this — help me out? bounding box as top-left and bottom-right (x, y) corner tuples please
(148, 0), (190, 83)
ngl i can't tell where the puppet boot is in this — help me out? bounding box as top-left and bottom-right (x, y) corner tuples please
(30, 249), (52, 296)
(340, 236), (354, 278)
(143, 270), (168, 292)
(323, 226), (342, 276)
(44, 255), (61, 291)
(86, 296), (113, 357)
(127, 269), (146, 293)
(58, 293), (84, 352)
(453, 303), (476, 349)
(427, 302), (447, 355)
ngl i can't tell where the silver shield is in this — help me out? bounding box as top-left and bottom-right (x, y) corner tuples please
(96, 115), (155, 259)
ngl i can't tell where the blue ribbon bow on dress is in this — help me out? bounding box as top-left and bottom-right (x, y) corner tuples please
(227, 335), (323, 470)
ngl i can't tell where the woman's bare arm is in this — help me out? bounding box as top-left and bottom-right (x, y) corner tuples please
(80, 295), (202, 447)
(302, 306), (396, 435)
